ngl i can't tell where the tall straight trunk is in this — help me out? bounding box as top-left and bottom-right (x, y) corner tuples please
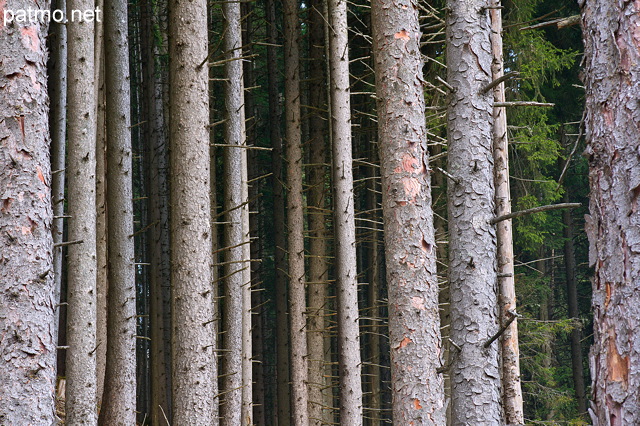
(446, 0), (501, 423)
(284, 0), (309, 421)
(328, 0), (363, 422)
(489, 1), (523, 423)
(168, 0), (215, 422)
(0, 3), (56, 422)
(98, 0), (137, 422)
(307, 1), (329, 424)
(49, 0), (67, 348)
(562, 194), (587, 415)
(220, 0), (250, 422)
(581, 1), (640, 423)
(65, 0), (98, 421)
(266, 0), (291, 421)
(371, 1), (445, 423)
(145, 0), (172, 422)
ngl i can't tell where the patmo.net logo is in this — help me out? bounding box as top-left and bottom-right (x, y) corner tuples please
(2, 7), (102, 25)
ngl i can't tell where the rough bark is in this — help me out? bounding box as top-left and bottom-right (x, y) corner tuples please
(371, 0), (445, 423)
(489, 1), (524, 423)
(65, 0), (98, 421)
(307, 1), (329, 424)
(562, 194), (587, 415)
(220, 0), (250, 422)
(0, 2), (56, 423)
(168, 0), (215, 422)
(580, 0), (640, 424)
(446, 0), (502, 423)
(266, 0), (291, 421)
(98, 0), (137, 422)
(328, 0), (363, 422)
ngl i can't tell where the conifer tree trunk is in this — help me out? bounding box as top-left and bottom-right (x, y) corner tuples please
(65, 0), (98, 421)
(266, 0), (291, 421)
(98, 0), (137, 422)
(446, 0), (502, 423)
(307, 2), (329, 424)
(489, 1), (523, 423)
(0, 2), (56, 422)
(168, 0), (215, 422)
(581, 1), (640, 423)
(328, 0), (363, 422)
(371, 0), (445, 423)
(283, 0), (309, 421)
(220, 0), (250, 422)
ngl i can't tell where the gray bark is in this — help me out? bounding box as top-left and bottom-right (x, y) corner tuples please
(581, 0), (640, 424)
(98, 0), (137, 422)
(328, 0), (363, 422)
(0, 2), (56, 423)
(371, 0), (445, 423)
(284, 0), (309, 421)
(65, 0), (98, 421)
(168, 0), (215, 422)
(446, 0), (502, 423)
(220, 0), (250, 422)
(489, 1), (523, 423)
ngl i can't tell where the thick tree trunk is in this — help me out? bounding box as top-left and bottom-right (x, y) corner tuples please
(98, 0), (137, 422)
(562, 194), (587, 416)
(371, 0), (445, 423)
(328, 0), (363, 422)
(168, 0), (215, 422)
(307, 1), (329, 424)
(283, 0), (309, 423)
(581, 1), (640, 424)
(0, 2), (56, 422)
(489, 2), (524, 423)
(65, 0), (98, 421)
(446, 0), (502, 423)
(220, 0), (250, 422)
(266, 0), (291, 421)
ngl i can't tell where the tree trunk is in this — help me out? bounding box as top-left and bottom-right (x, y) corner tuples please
(220, 0), (250, 422)
(446, 0), (502, 423)
(284, 0), (309, 423)
(371, 0), (446, 423)
(65, 0), (98, 421)
(328, 0), (363, 422)
(489, 1), (524, 423)
(562, 194), (587, 415)
(266, 0), (291, 421)
(0, 3), (56, 422)
(581, 1), (640, 423)
(98, 0), (137, 422)
(168, 0), (215, 422)
(307, 1), (329, 424)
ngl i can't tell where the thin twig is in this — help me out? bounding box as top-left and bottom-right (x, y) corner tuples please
(490, 203), (581, 224)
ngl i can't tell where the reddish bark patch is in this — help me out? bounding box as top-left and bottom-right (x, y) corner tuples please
(37, 166), (45, 185)
(16, 116), (25, 141)
(411, 296), (425, 310)
(421, 237), (431, 253)
(603, 106), (614, 127)
(401, 177), (420, 202)
(1, 198), (12, 213)
(607, 332), (629, 386)
(394, 30), (410, 41)
(605, 282), (612, 309)
(21, 26), (40, 52)
(413, 399), (422, 409)
(0, 0), (6, 31)
(398, 336), (412, 349)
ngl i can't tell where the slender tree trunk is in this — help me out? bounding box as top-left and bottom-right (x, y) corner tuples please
(446, 0), (502, 423)
(145, 0), (172, 422)
(266, 0), (291, 421)
(328, 0), (363, 422)
(168, 0), (215, 422)
(284, 0), (309, 421)
(581, 1), (640, 423)
(0, 2), (56, 422)
(562, 193), (587, 416)
(220, 0), (250, 421)
(489, 2), (524, 423)
(65, 0), (98, 421)
(371, 1), (445, 423)
(98, 0), (137, 422)
(307, 1), (329, 424)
